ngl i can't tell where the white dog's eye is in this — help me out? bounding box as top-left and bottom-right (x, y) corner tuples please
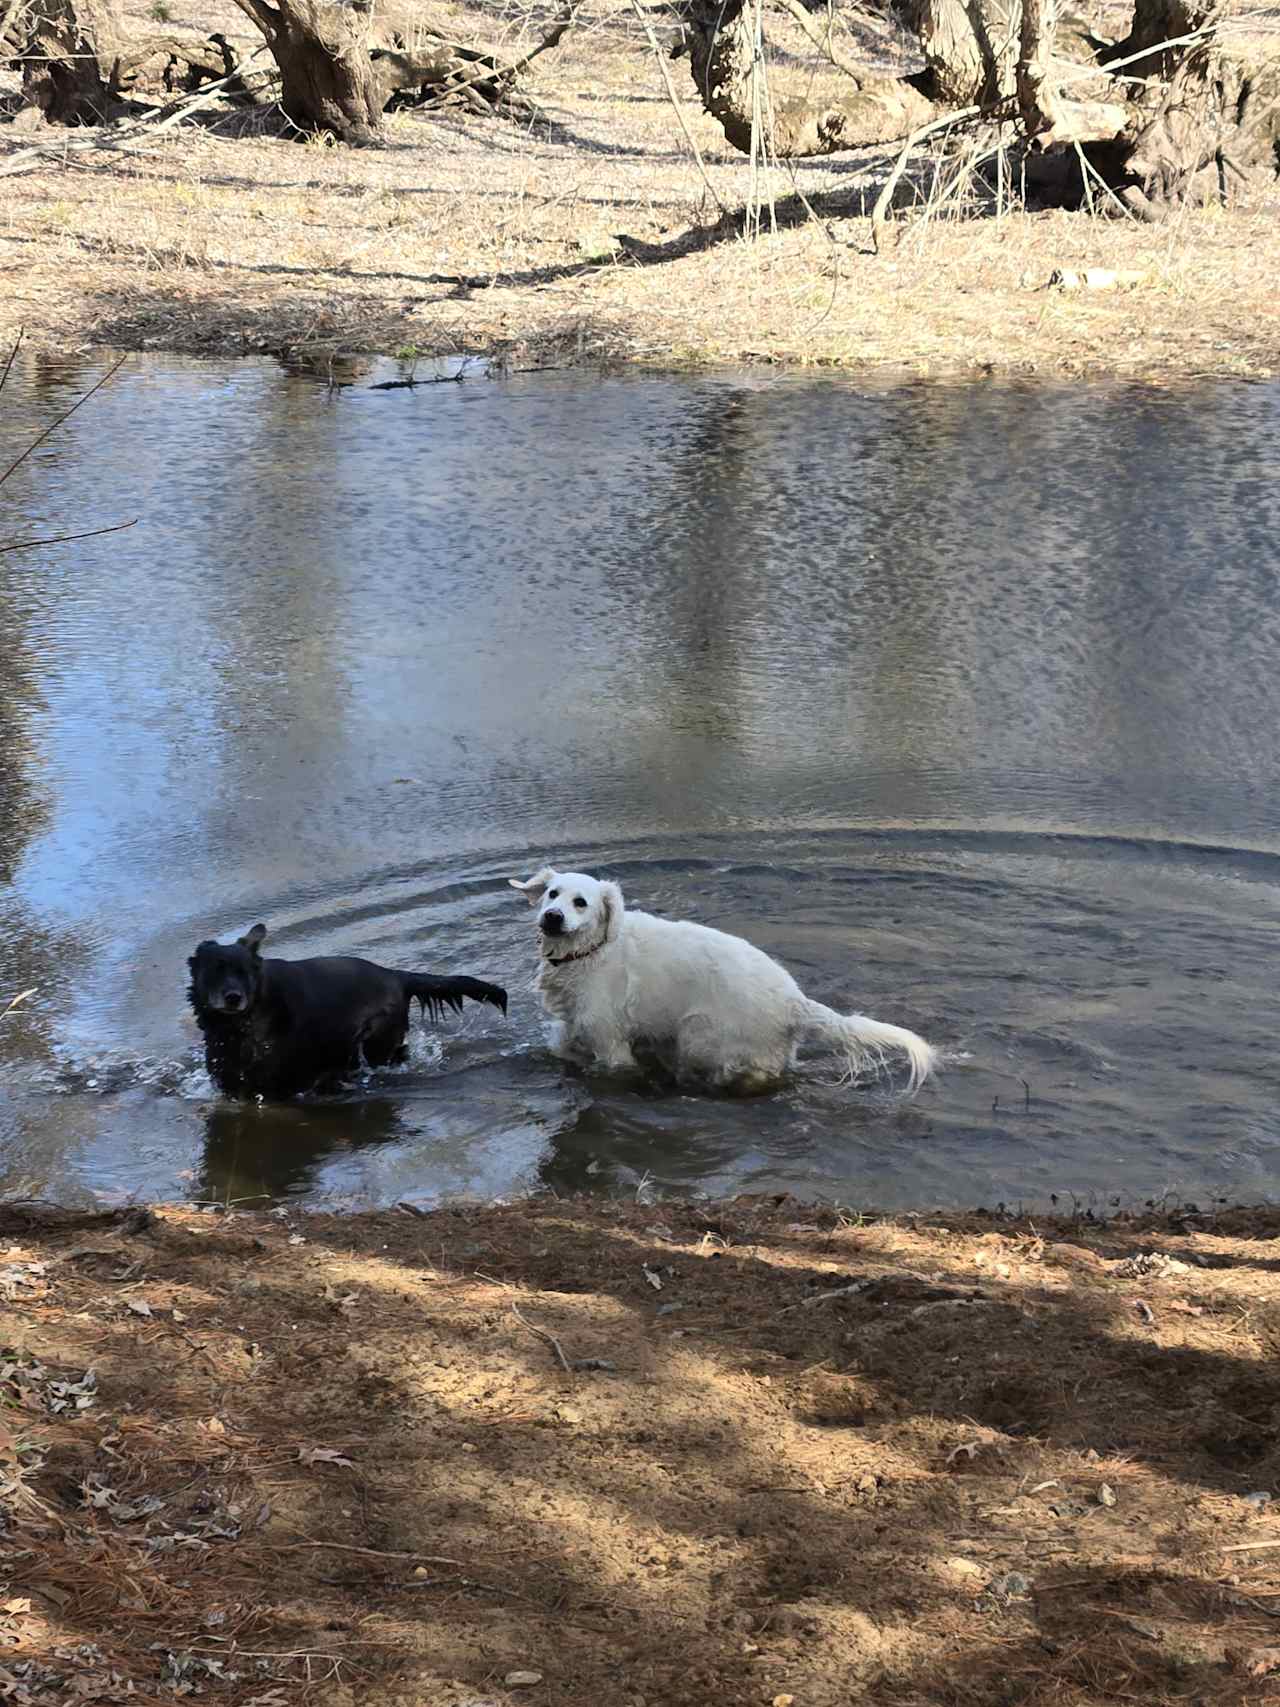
(548, 889), (559, 900)
(574, 897), (587, 909)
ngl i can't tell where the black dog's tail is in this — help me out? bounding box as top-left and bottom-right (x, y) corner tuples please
(402, 972), (508, 1023)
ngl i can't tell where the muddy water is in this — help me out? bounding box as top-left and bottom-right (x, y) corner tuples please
(2, 356), (1279, 1210)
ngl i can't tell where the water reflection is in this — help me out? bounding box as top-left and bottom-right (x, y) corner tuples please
(198, 1096), (408, 1205)
(0, 358), (1278, 1209)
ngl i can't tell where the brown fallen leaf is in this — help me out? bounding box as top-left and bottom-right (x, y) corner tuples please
(298, 1446), (354, 1469)
(946, 1440), (981, 1464)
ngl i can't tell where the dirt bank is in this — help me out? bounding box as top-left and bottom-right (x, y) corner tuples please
(5, 1192), (1280, 1706)
(1, 0), (1278, 381)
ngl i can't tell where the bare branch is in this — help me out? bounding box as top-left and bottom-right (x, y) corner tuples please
(0, 354), (127, 488)
(0, 518), (139, 554)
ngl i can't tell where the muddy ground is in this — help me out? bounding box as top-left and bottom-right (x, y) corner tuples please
(4, 1193), (1280, 1705)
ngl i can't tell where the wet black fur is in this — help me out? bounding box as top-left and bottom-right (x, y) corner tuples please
(187, 923), (507, 1099)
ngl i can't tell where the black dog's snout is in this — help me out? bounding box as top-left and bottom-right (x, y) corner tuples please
(223, 991), (244, 1010)
(541, 909), (565, 935)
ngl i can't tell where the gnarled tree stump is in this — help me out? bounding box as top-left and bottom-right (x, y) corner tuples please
(19, 0), (124, 123)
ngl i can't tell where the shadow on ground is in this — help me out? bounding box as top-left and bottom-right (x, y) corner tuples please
(5, 1193), (1280, 1705)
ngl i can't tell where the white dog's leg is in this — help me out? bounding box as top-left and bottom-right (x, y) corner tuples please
(674, 1018), (787, 1095)
(555, 1021), (637, 1074)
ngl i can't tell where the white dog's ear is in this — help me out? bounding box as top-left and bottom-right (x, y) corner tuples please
(508, 866), (557, 906)
(599, 881), (624, 943)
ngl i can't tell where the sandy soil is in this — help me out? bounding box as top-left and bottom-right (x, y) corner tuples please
(1, 0), (1278, 379)
(5, 1192), (1280, 1706)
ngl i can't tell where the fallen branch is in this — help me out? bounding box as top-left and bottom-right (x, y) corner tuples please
(270, 1542), (471, 1563)
(779, 1280), (873, 1313)
(0, 49), (269, 176)
(381, 2), (579, 116)
(510, 1303), (572, 1374)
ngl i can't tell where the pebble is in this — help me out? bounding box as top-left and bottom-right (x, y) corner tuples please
(1097, 1483), (1117, 1508)
(504, 1671), (543, 1687)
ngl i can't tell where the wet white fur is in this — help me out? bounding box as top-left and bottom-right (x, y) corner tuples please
(508, 866), (937, 1094)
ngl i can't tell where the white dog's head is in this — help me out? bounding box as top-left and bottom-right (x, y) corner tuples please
(508, 866), (624, 963)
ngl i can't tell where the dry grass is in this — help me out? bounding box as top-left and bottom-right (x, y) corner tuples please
(0, 0), (1278, 377)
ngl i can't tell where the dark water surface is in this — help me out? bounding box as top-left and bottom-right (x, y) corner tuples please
(2, 356), (1279, 1211)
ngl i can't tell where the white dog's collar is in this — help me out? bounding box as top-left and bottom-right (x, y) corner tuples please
(545, 940), (604, 967)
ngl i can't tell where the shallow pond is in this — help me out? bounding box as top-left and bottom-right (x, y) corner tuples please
(2, 356), (1279, 1210)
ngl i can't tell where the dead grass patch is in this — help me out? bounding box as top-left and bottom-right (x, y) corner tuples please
(1, 0), (1278, 376)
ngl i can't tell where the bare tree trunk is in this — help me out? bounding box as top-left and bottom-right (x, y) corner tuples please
(228, 0), (383, 141)
(904, 0), (1019, 106)
(1016, 0), (1062, 138)
(1105, 0), (1217, 76)
(20, 0), (123, 123)
(684, 0), (933, 157)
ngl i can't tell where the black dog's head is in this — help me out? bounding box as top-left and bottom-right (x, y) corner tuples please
(188, 923), (267, 1020)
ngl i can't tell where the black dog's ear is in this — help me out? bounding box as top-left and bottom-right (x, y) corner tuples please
(188, 940), (217, 971)
(238, 923), (267, 955)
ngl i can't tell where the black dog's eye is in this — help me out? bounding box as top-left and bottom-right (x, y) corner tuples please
(548, 890), (559, 900)
(574, 897), (587, 909)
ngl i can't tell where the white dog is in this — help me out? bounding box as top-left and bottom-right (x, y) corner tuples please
(508, 866), (937, 1094)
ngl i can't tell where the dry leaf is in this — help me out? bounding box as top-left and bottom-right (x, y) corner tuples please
(1, 1598), (31, 1615)
(298, 1445), (354, 1469)
(126, 1298), (153, 1318)
(946, 1440), (981, 1464)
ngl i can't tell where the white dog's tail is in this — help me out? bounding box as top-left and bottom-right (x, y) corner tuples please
(796, 998), (937, 1093)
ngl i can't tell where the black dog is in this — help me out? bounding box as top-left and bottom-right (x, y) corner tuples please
(187, 923), (507, 1099)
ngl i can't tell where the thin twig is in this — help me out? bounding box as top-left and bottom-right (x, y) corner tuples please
(510, 1303), (572, 1374)
(779, 1280), (872, 1314)
(269, 1542), (470, 1562)
(0, 518), (139, 555)
(0, 355), (128, 488)
(0, 329), (22, 400)
(628, 0), (731, 220)
(1221, 1540), (1280, 1553)
(1, 989), (36, 1021)
(871, 102), (992, 252)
